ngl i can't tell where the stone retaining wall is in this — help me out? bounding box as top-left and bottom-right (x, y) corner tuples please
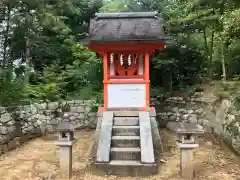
(155, 95), (240, 155)
(155, 97), (206, 128)
(0, 100), (97, 155)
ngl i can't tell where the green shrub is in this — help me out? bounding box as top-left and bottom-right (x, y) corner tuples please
(23, 83), (63, 102)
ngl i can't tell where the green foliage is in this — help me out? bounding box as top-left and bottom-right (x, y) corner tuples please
(0, 0), (240, 108)
(232, 93), (240, 111)
(23, 83), (63, 102)
(0, 68), (25, 106)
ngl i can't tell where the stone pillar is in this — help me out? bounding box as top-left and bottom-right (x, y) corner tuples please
(56, 120), (75, 179)
(179, 135), (199, 179)
(59, 142), (73, 179)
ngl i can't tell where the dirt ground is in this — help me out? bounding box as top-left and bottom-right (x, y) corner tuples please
(0, 130), (240, 180)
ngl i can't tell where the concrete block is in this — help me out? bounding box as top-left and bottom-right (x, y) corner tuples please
(110, 147), (140, 160)
(114, 111), (139, 117)
(96, 112), (114, 163)
(91, 117), (102, 159)
(179, 143), (199, 149)
(150, 117), (162, 156)
(95, 160), (157, 176)
(60, 146), (72, 179)
(112, 126), (140, 136)
(180, 148), (195, 179)
(113, 117), (139, 126)
(111, 136), (140, 147)
(139, 112), (155, 164)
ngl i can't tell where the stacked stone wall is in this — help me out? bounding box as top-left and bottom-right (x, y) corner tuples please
(154, 95), (240, 155)
(0, 100), (97, 154)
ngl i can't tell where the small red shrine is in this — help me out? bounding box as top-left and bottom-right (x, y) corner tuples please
(82, 12), (168, 111)
(81, 12), (170, 176)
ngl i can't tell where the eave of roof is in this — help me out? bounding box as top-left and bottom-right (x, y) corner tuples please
(95, 12), (158, 19)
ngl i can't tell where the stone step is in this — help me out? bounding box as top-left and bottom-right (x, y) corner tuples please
(113, 117), (139, 126)
(95, 160), (157, 176)
(110, 147), (140, 160)
(114, 111), (139, 117)
(111, 136), (140, 147)
(112, 126), (140, 136)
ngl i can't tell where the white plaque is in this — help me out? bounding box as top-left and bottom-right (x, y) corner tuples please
(108, 84), (146, 108)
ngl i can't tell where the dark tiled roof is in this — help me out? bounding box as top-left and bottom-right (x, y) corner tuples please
(80, 12), (170, 44)
(95, 12), (158, 19)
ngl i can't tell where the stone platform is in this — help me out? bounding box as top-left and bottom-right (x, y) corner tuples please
(91, 110), (161, 176)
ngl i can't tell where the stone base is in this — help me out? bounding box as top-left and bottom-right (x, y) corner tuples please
(91, 109), (161, 176)
(93, 161), (158, 176)
(92, 109), (162, 163)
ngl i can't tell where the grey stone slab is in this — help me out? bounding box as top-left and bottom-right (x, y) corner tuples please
(114, 111), (139, 117)
(180, 148), (195, 179)
(56, 122), (75, 132)
(96, 111), (114, 163)
(150, 117), (163, 156)
(110, 147), (140, 161)
(111, 136), (140, 147)
(91, 116), (102, 159)
(95, 160), (157, 176)
(60, 146), (72, 179)
(139, 112), (155, 164)
(167, 122), (205, 135)
(113, 117), (139, 126)
(112, 126), (140, 136)
(179, 143), (199, 149)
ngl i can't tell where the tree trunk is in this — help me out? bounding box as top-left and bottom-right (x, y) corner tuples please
(220, 37), (226, 82)
(2, 6), (10, 67)
(208, 31), (215, 79)
(203, 28), (209, 78)
(24, 37), (31, 84)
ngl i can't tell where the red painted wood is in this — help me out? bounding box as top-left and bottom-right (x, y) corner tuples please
(103, 79), (150, 84)
(88, 43), (165, 53)
(103, 53), (108, 109)
(114, 54), (138, 76)
(108, 75), (144, 79)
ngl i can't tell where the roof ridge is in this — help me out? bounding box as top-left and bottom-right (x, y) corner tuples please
(95, 12), (158, 19)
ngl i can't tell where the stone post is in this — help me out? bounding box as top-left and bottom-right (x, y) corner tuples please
(167, 122), (204, 180)
(59, 141), (73, 179)
(179, 134), (199, 179)
(56, 116), (75, 179)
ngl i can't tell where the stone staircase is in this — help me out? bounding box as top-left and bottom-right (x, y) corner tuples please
(111, 116), (140, 162)
(94, 112), (157, 176)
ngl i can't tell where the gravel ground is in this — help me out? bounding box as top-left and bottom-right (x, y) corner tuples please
(0, 130), (240, 180)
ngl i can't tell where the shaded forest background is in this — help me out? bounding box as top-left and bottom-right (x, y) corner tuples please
(0, 0), (240, 107)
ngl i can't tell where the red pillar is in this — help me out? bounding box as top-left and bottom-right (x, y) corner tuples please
(103, 52), (108, 109)
(144, 52), (150, 110)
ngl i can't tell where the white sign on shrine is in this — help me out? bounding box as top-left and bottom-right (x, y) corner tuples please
(108, 84), (146, 108)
